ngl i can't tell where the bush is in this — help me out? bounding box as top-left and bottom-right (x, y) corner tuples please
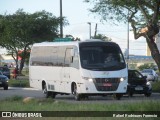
(8, 79), (30, 87)
(5, 95), (23, 101)
(152, 81), (160, 93)
(138, 63), (157, 71)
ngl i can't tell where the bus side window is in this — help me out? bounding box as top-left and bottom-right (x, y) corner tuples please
(52, 47), (58, 66)
(71, 47), (79, 69)
(64, 48), (79, 69)
(65, 49), (72, 67)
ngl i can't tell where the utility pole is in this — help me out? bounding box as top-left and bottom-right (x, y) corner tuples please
(87, 22), (91, 39)
(94, 23), (97, 38)
(60, 0), (63, 38)
(127, 10), (130, 66)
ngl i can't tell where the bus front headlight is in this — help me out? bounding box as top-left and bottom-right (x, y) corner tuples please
(120, 77), (127, 82)
(82, 77), (93, 82)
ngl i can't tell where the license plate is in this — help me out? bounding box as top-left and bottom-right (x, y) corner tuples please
(103, 83), (112, 87)
(135, 86), (143, 90)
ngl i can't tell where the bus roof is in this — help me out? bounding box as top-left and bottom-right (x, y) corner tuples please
(33, 41), (79, 47)
(32, 39), (118, 47)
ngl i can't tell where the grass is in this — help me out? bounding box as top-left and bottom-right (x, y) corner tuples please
(0, 95), (160, 111)
(8, 79), (30, 87)
(0, 96), (160, 120)
(152, 81), (160, 93)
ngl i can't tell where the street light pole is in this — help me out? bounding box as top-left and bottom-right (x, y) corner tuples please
(60, 0), (63, 38)
(87, 22), (91, 39)
(127, 10), (130, 65)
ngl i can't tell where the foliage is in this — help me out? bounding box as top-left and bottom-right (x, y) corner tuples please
(0, 9), (67, 73)
(152, 81), (160, 93)
(18, 50), (30, 65)
(0, 96), (160, 111)
(129, 63), (137, 70)
(93, 34), (112, 41)
(8, 79), (29, 87)
(84, 0), (160, 71)
(4, 95), (23, 101)
(65, 34), (81, 41)
(138, 63), (157, 71)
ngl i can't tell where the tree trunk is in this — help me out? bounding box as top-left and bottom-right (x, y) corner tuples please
(11, 51), (19, 70)
(19, 48), (27, 74)
(145, 35), (160, 72)
(19, 57), (25, 75)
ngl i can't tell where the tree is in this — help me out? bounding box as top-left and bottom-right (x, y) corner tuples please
(0, 9), (66, 73)
(65, 34), (81, 41)
(84, 0), (160, 71)
(138, 63), (157, 71)
(93, 34), (112, 41)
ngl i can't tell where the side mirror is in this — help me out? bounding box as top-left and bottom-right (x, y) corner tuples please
(143, 76), (147, 79)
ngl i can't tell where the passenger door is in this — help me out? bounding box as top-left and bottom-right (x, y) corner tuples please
(61, 48), (73, 93)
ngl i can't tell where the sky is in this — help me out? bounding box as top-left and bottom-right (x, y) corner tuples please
(0, 0), (147, 55)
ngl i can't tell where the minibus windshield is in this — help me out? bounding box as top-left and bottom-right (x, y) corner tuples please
(80, 43), (126, 71)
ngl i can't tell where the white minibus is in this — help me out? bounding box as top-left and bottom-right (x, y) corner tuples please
(29, 39), (128, 100)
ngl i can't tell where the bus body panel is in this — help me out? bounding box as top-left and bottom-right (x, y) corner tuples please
(76, 68), (127, 94)
(29, 40), (128, 96)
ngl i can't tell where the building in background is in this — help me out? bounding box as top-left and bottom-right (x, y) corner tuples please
(0, 54), (14, 66)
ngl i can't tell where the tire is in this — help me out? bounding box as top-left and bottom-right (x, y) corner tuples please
(128, 92), (133, 97)
(113, 93), (122, 100)
(4, 85), (8, 90)
(42, 84), (51, 98)
(81, 95), (89, 100)
(145, 93), (151, 97)
(73, 83), (81, 101)
(52, 92), (56, 99)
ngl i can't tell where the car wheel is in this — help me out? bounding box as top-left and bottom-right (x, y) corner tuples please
(129, 92), (133, 97)
(4, 84), (8, 90)
(145, 93), (151, 97)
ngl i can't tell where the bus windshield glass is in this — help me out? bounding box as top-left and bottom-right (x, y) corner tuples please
(80, 43), (126, 71)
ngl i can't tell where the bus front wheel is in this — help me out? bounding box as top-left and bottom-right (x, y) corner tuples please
(43, 84), (51, 98)
(113, 93), (122, 100)
(73, 83), (81, 101)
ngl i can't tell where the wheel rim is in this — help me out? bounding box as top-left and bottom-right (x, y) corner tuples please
(74, 84), (77, 96)
(73, 84), (80, 100)
(43, 85), (47, 94)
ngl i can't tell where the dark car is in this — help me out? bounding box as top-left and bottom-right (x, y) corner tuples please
(127, 70), (152, 97)
(0, 66), (10, 79)
(0, 71), (9, 90)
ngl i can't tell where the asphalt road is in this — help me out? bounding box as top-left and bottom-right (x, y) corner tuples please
(0, 87), (160, 103)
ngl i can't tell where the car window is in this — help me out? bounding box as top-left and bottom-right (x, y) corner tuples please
(129, 70), (143, 79)
(134, 71), (143, 78)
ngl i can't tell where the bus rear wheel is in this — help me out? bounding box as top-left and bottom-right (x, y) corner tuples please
(73, 83), (81, 101)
